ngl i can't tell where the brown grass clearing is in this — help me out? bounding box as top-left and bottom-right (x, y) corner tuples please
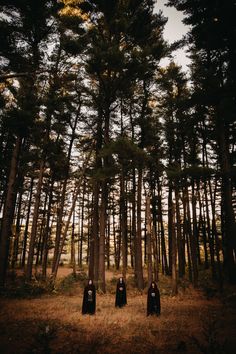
(0, 269), (235, 353)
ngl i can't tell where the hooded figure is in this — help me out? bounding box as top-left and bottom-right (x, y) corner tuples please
(147, 281), (160, 316)
(82, 279), (96, 315)
(115, 277), (127, 308)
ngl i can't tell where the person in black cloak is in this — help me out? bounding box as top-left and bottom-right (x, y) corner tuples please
(147, 281), (161, 316)
(115, 277), (127, 308)
(82, 279), (96, 315)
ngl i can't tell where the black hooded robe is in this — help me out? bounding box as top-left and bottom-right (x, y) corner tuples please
(82, 282), (96, 315)
(115, 279), (127, 308)
(147, 283), (161, 316)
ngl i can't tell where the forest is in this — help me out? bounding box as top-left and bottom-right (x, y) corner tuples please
(0, 1), (236, 353)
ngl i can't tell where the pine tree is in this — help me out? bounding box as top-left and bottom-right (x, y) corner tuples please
(168, 0), (236, 283)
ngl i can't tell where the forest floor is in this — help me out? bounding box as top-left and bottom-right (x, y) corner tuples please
(0, 267), (236, 354)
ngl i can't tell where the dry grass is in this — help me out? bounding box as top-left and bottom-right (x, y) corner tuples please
(0, 269), (235, 354)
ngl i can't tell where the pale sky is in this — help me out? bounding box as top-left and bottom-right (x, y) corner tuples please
(154, 0), (191, 72)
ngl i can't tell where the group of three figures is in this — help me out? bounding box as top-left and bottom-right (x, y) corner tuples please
(82, 277), (161, 317)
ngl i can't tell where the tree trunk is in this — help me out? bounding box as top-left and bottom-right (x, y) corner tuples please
(171, 202), (178, 295)
(209, 178), (223, 289)
(192, 181), (201, 265)
(71, 210), (76, 277)
(182, 189), (192, 282)
(106, 214), (110, 269)
(185, 186), (198, 287)
(146, 194), (152, 284)
(120, 166), (127, 279)
(135, 167), (144, 290)
(157, 180), (169, 275)
(98, 180), (107, 292)
(89, 180), (99, 280)
(26, 160), (44, 281)
(175, 186), (185, 277)
(0, 136), (22, 286)
(204, 179), (216, 279)
(217, 118), (236, 282)
(11, 183), (24, 270)
(36, 192), (48, 267)
(168, 180), (173, 275)
(42, 178), (54, 280)
(131, 168), (136, 271)
(198, 183), (209, 270)
(21, 177), (34, 268)
(112, 193), (119, 270)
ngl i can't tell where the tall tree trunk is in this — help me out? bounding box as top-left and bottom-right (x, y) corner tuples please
(192, 180), (201, 265)
(209, 178), (223, 288)
(171, 202), (178, 295)
(151, 185), (159, 282)
(0, 136), (22, 286)
(185, 185), (198, 287)
(36, 192), (48, 267)
(152, 225), (159, 282)
(98, 104), (110, 292)
(89, 180), (99, 281)
(86, 208), (91, 265)
(98, 180), (107, 292)
(217, 117), (236, 282)
(204, 179), (216, 279)
(135, 167), (144, 290)
(26, 160), (44, 281)
(79, 180), (86, 267)
(11, 183), (24, 270)
(112, 193), (119, 270)
(168, 180), (173, 275)
(42, 178), (54, 280)
(157, 180), (169, 275)
(21, 177), (34, 268)
(198, 184), (209, 270)
(146, 194), (152, 284)
(106, 214), (110, 269)
(78, 197), (82, 267)
(120, 166), (127, 279)
(131, 168), (136, 271)
(175, 186), (185, 277)
(71, 209), (76, 277)
(182, 188), (192, 282)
